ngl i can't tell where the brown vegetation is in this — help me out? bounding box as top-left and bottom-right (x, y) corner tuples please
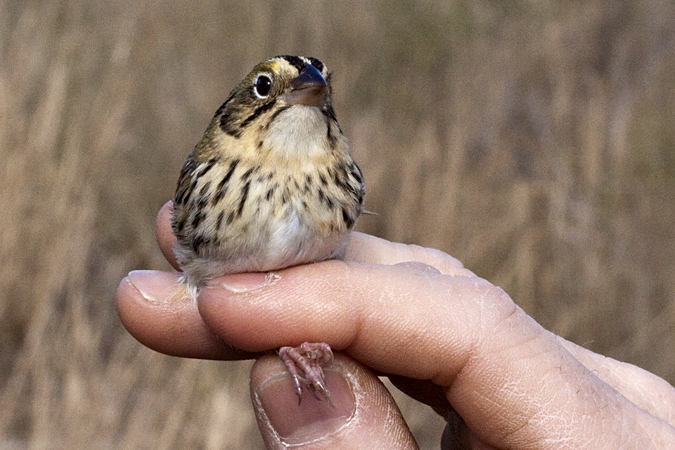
(1, 0), (674, 448)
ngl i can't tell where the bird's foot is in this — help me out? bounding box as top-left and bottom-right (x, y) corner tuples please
(278, 342), (334, 407)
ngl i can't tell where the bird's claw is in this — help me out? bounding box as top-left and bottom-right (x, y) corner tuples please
(279, 342), (334, 407)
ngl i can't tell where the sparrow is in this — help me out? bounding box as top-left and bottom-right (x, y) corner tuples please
(171, 55), (365, 403)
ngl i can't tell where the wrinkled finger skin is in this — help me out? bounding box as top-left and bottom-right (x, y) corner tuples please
(116, 201), (675, 449)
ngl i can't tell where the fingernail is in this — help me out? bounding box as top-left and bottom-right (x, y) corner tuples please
(393, 261), (442, 274)
(254, 369), (356, 445)
(208, 272), (280, 293)
(127, 270), (184, 303)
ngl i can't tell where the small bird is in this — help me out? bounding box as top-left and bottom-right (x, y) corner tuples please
(171, 56), (365, 403)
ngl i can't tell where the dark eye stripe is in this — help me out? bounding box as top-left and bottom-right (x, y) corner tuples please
(214, 92), (235, 118)
(219, 109), (240, 137)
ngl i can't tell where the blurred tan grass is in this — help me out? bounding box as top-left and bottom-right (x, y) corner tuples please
(1, 0), (674, 448)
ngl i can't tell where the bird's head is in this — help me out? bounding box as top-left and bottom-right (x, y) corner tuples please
(247, 55), (330, 108)
(212, 56), (337, 145)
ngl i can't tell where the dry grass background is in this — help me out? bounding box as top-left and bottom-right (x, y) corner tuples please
(1, 0), (674, 448)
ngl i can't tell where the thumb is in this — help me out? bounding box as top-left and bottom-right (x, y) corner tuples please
(250, 353), (419, 449)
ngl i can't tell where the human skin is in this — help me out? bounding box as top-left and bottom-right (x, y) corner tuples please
(116, 201), (675, 449)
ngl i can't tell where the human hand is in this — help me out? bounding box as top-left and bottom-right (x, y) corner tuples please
(117, 201), (675, 449)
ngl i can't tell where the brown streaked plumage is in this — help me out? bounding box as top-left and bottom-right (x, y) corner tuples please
(171, 56), (365, 403)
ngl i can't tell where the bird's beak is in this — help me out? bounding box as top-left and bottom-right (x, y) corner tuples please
(283, 64), (327, 107)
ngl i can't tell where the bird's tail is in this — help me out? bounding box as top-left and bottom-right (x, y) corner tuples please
(168, 273), (199, 303)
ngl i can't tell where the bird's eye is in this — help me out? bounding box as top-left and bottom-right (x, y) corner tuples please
(253, 74), (272, 98)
